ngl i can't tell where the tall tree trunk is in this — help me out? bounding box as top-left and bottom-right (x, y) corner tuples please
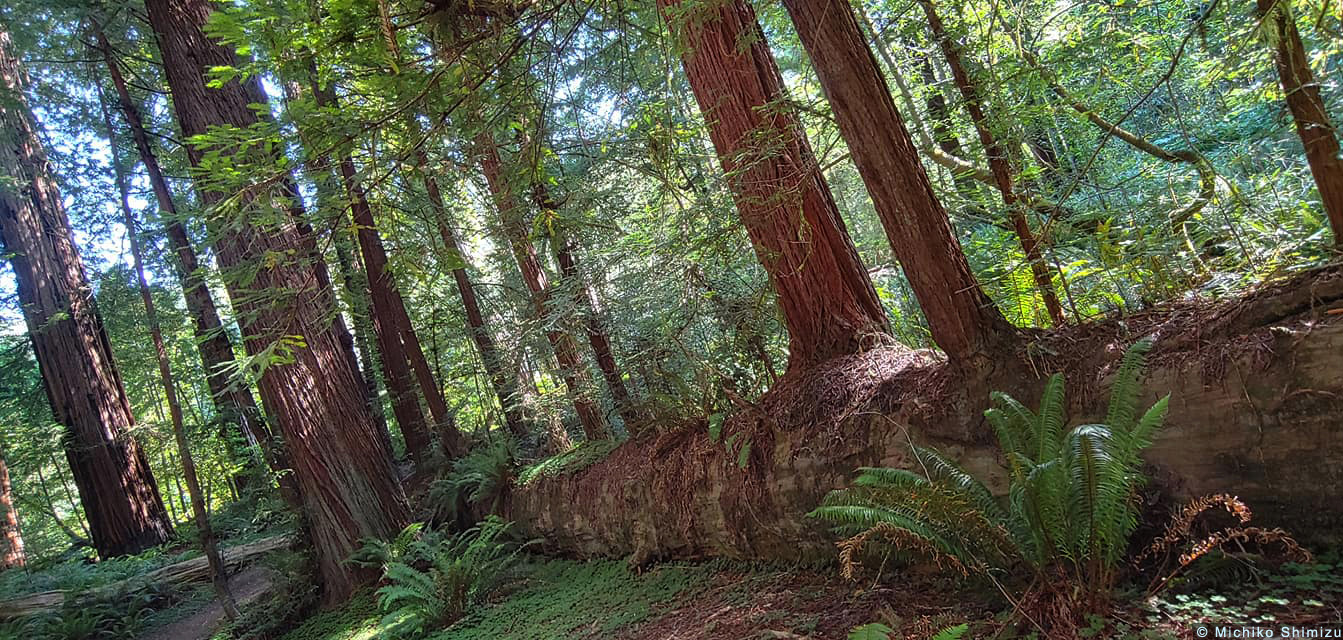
(0, 29), (173, 559)
(781, 0), (1014, 362)
(0, 446), (24, 569)
(475, 132), (610, 441)
(1258, 0), (1343, 244)
(102, 97), (237, 617)
(331, 229), (395, 456)
(307, 77), (461, 461)
(144, 0), (408, 600)
(911, 0), (1066, 326)
(420, 150), (530, 440)
(550, 230), (640, 427)
(91, 29), (298, 506)
(658, 0), (889, 373)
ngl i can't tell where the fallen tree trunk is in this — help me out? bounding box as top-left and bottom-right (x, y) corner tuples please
(0, 534), (294, 619)
(510, 266), (1343, 564)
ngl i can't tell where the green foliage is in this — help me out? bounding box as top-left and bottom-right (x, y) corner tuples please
(0, 580), (208, 640)
(812, 340), (1168, 613)
(429, 558), (703, 640)
(427, 437), (518, 523)
(517, 440), (621, 486)
(212, 549), (320, 640)
(355, 517), (528, 638)
(848, 623), (896, 640)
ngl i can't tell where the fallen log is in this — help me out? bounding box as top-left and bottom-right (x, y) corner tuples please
(510, 265), (1343, 564)
(0, 534), (294, 619)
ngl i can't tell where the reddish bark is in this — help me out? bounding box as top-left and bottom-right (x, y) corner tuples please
(657, 0), (890, 372)
(91, 30), (297, 504)
(1, 448), (24, 569)
(104, 101), (236, 615)
(0, 30), (173, 558)
(476, 132), (609, 440)
(1258, 0), (1343, 245)
(551, 230), (640, 427)
(144, 0), (408, 600)
(780, 0), (1016, 362)
(418, 145), (531, 439)
(308, 76), (461, 460)
(913, 0), (1065, 326)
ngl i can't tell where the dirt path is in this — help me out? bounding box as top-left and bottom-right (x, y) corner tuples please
(142, 566), (275, 640)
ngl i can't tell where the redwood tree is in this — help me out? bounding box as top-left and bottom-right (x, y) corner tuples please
(476, 132), (610, 440)
(1, 446), (24, 569)
(657, 0), (889, 373)
(1257, 0), (1343, 244)
(143, 0), (408, 599)
(779, 0), (1015, 363)
(0, 29), (173, 558)
(92, 29), (294, 503)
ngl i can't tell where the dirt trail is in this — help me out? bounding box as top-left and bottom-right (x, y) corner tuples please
(142, 566), (275, 640)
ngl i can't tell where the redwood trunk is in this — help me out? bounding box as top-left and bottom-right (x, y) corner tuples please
(1258, 0), (1343, 244)
(144, 0), (408, 600)
(913, 0), (1065, 326)
(0, 30), (173, 559)
(552, 234), (639, 427)
(0, 448), (24, 569)
(419, 148), (530, 439)
(104, 101), (237, 616)
(657, 0), (889, 372)
(476, 133), (609, 441)
(92, 30), (292, 502)
(309, 77), (460, 460)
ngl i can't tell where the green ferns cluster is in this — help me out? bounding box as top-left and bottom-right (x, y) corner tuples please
(812, 340), (1168, 609)
(350, 517), (527, 638)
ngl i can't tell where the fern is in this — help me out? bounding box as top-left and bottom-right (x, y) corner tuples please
(362, 516), (530, 638)
(813, 340), (1168, 622)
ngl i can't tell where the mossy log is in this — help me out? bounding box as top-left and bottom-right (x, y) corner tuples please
(509, 266), (1343, 564)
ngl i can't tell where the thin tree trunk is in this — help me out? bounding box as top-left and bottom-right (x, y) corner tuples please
(550, 230), (639, 427)
(90, 29), (299, 506)
(0, 29), (173, 559)
(0, 447), (24, 569)
(421, 150), (530, 440)
(331, 231), (395, 456)
(658, 0), (890, 373)
(306, 76), (460, 461)
(1257, 0), (1343, 244)
(144, 0), (408, 600)
(912, 0), (1066, 326)
(34, 465), (88, 547)
(475, 132), (610, 441)
(102, 97), (237, 617)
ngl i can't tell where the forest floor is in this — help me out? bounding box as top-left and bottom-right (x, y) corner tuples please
(259, 551), (1343, 640)
(142, 565), (276, 640)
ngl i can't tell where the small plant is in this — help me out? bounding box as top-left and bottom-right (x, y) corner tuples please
(355, 516), (527, 637)
(427, 437), (518, 524)
(812, 340), (1167, 631)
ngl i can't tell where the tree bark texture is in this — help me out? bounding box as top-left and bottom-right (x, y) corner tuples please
(658, 0), (890, 372)
(105, 106), (237, 616)
(92, 30), (293, 502)
(0, 449), (24, 569)
(510, 266), (1343, 562)
(1258, 0), (1343, 245)
(143, 0), (408, 600)
(0, 29), (173, 559)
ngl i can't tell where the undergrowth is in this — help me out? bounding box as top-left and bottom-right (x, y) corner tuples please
(516, 440), (621, 486)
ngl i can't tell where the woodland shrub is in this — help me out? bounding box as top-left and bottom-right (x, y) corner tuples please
(349, 517), (527, 638)
(812, 340), (1169, 631)
(427, 436), (518, 524)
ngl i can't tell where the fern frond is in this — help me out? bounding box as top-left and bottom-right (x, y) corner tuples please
(1104, 339), (1153, 435)
(913, 446), (1004, 522)
(1036, 374), (1067, 462)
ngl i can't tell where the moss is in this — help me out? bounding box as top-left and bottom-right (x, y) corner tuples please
(517, 440), (622, 486)
(428, 558), (706, 640)
(273, 592), (379, 640)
